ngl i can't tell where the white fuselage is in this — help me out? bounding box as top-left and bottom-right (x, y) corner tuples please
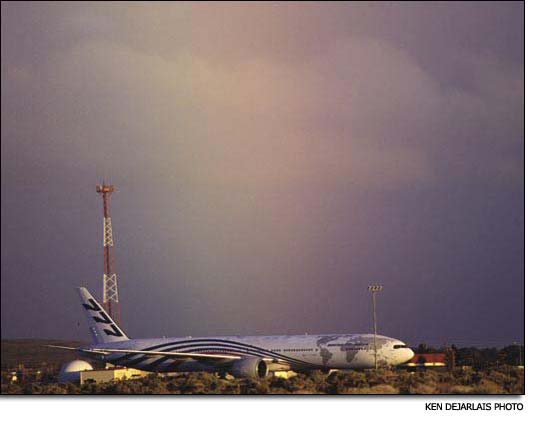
(84, 333), (414, 373)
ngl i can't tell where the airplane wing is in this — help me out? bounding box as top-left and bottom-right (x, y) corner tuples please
(46, 345), (275, 362)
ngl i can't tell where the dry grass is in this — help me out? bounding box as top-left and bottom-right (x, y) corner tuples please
(1, 364), (524, 395)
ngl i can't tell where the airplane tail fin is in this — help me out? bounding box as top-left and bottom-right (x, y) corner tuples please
(77, 287), (129, 344)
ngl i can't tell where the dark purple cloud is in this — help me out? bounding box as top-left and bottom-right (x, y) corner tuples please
(1, 2), (523, 346)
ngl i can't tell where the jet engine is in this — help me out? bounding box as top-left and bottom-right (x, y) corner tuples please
(229, 357), (268, 378)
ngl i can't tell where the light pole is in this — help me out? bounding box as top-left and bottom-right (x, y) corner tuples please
(368, 284), (383, 369)
(513, 342), (523, 367)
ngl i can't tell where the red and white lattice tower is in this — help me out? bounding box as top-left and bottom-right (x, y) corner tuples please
(96, 183), (120, 324)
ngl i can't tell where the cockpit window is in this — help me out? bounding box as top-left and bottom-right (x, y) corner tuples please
(393, 344), (407, 349)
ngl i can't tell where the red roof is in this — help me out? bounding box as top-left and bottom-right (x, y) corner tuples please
(409, 353), (446, 363)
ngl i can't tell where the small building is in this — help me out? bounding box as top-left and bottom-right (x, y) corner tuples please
(404, 353), (447, 369)
(273, 370), (297, 379)
(58, 360), (94, 383)
(80, 367), (149, 384)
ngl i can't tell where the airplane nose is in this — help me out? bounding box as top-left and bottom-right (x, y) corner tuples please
(405, 348), (415, 363)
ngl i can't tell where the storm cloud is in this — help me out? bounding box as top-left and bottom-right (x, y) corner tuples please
(1, 2), (523, 346)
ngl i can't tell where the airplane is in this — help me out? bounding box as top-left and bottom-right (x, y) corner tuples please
(49, 287), (414, 378)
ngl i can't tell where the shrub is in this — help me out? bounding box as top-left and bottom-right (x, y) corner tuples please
(474, 379), (506, 394)
(353, 384), (399, 394)
(448, 385), (475, 394)
(409, 383), (437, 394)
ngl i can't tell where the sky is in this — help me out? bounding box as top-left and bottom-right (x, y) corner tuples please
(1, 2), (524, 346)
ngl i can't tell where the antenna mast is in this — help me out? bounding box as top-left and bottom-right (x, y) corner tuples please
(96, 182), (121, 324)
